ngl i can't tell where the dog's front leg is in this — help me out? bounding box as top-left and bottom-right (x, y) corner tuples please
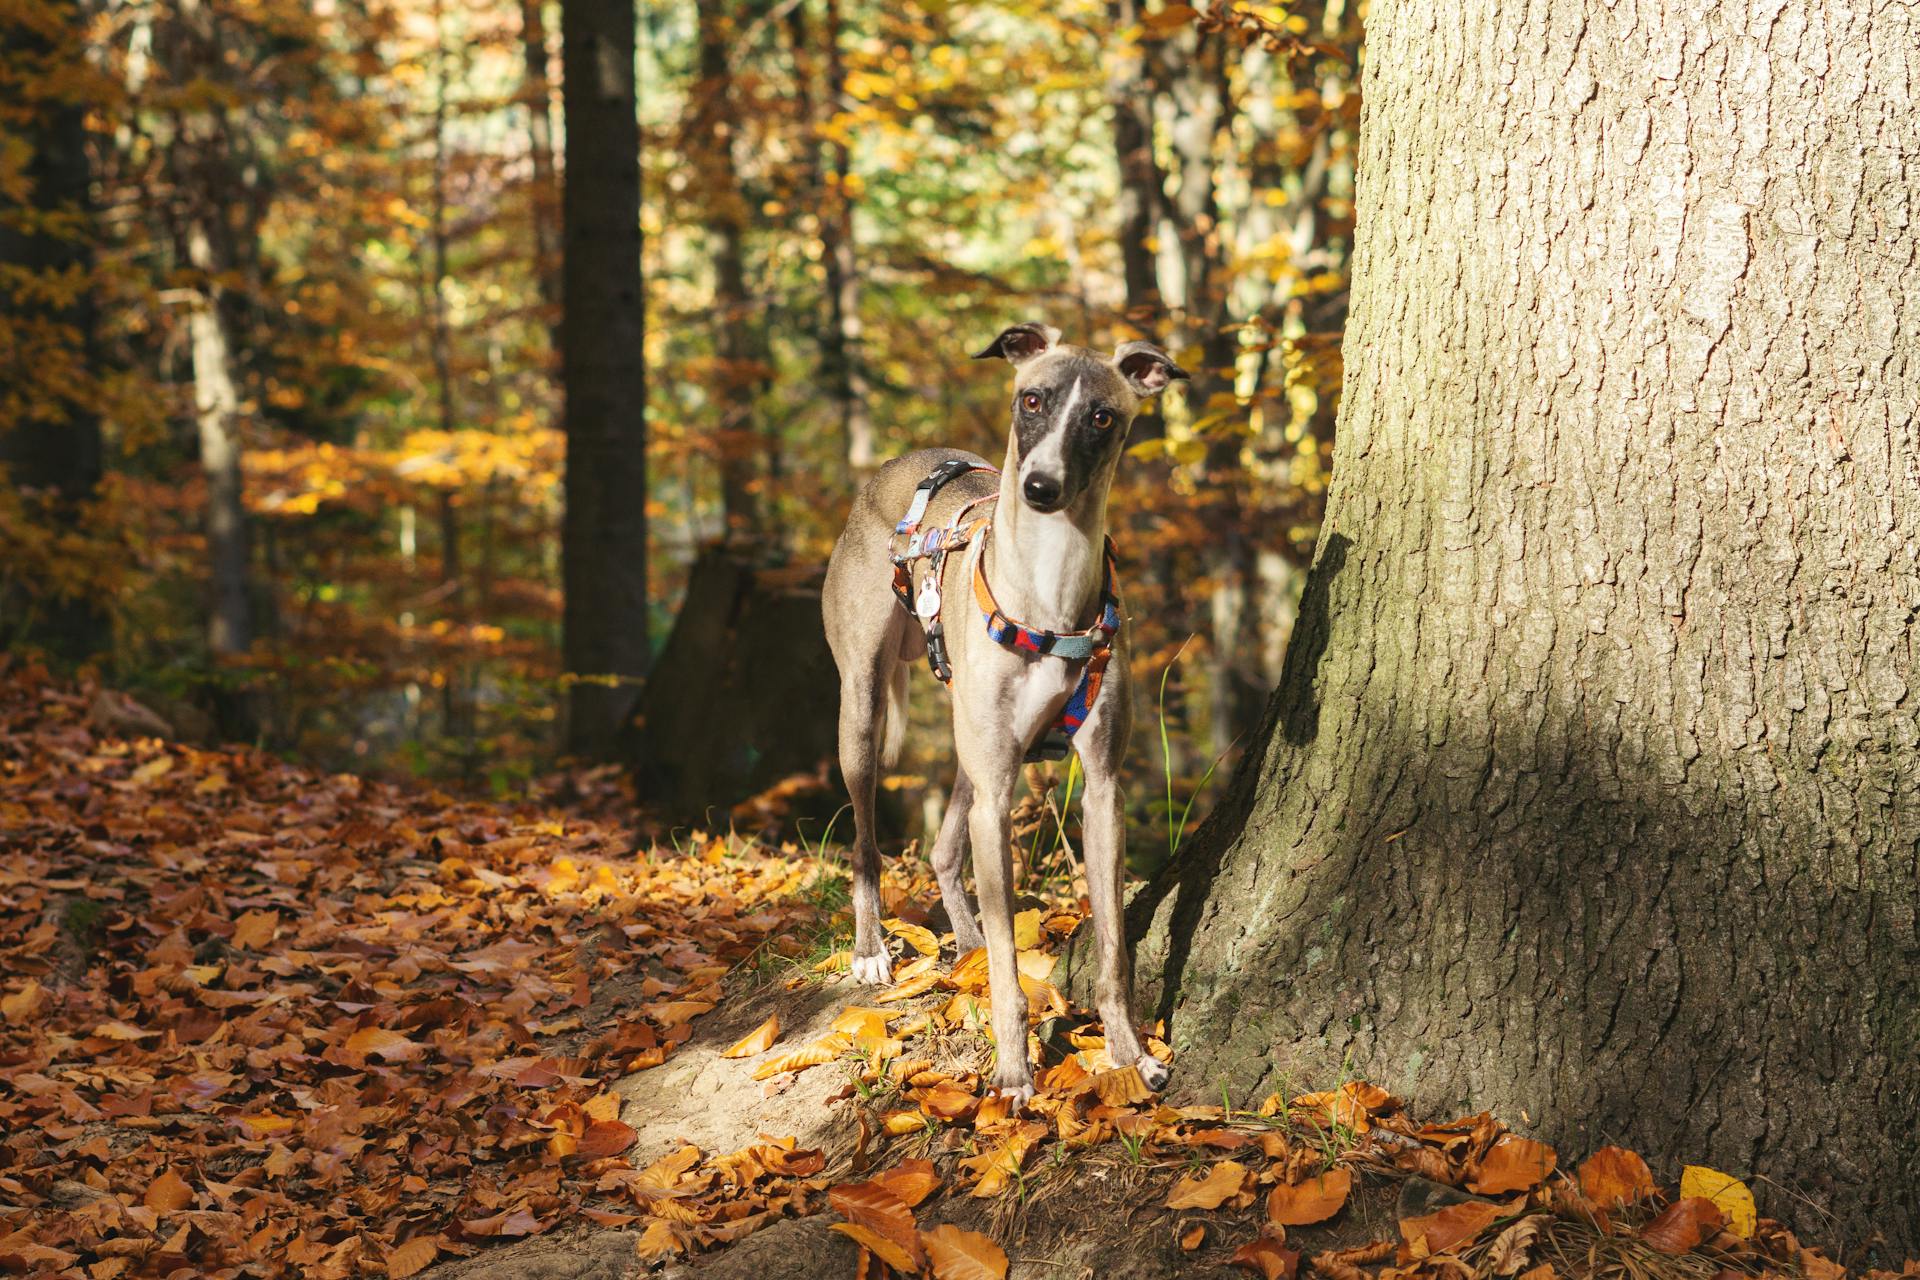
(964, 755), (1033, 1103)
(1081, 771), (1170, 1090)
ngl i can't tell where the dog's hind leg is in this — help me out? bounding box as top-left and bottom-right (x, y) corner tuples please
(929, 767), (984, 954)
(836, 647), (897, 986)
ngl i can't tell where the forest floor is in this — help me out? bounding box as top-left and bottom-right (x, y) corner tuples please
(0, 661), (1908, 1280)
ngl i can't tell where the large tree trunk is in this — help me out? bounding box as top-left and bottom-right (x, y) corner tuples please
(559, 0), (650, 756)
(1110, 0), (1920, 1254)
(0, 0), (108, 658)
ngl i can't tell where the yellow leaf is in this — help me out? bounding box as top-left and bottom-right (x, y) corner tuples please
(1012, 910), (1043, 949)
(2, 979), (44, 1022)
(877, 971), (941, 1003)
(239, 1114), (295, 1138)
(584, 1092), (622, 1123)
(752, 1033), (851, 1080)
(93, 1020), (156, 1041)
(721, 1014), (780, 1058)
(813, 950), (851, 973)
(634, 1220), (681, 1258)
(1166, 1160), (1248, 1210)
(885, 918), (941, 956)
(1679, 1165), (1755, 1238)
(831, 1006), (894, 1040)
(922, 1224), (1009, 1280)
(131, 755), (174, 784)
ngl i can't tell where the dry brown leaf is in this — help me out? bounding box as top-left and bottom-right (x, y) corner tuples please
(752, 1033), (850, 1080)
(1167, 1160), (1249, 1210)
(1641, 1197), (1724, 1255)
(1486, 1215), (1546, 1275)
(963, 1120), (1048, 1197)
(385, 1237), (439, 1278)
(634, 1220), (681, 1259)
(1231, 1236), (1301, 1280)
(830, 1179), (922, 1265)
(1092, 1065), (1152, 1106)
(872, 1157), (942, 1207)
(1399, 1200), (1500, 1257)
(3, 979), (45, 1022)
(345, 1027), (424, 1062)
(721, 1013), (780, 1058)
(1577, 1146), (1655, 1206)
(1470, 1135), (1557, 1194)
(144, 1169), (193, 1214)
(575, 1119), (636, 1159)
(922, 1224), (1009, 1280)
(877, 971), (941, 1002)
(833, 1222), (919, 1273)
(1267, 1168), (1351, 1225)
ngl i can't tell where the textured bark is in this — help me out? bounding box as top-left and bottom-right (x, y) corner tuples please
(560, 0), (649, 756)
(1108, 0), (1165, 331)
(695, 0), (764, 536)
(1116, 0), (1920, 1254)
(0, 0), (108, 657)
(521, 0), (561, 337)
(817, 0), (874, 473)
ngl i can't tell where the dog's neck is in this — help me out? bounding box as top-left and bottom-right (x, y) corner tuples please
(983, 439), (1113, 634)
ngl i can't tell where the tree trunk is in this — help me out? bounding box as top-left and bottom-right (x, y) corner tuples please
(520, 0), (561, 341)
(1108, 0), (1164, 333)
(560, 0), (649, 756)
(1106, 0), (1920, 1254)
(815, 0), (874, 474)
(695, 0), (764, 537)
(0, 0), (108, 658)
(183, 215), (252, 658)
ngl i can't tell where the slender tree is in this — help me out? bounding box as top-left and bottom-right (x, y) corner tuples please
(0, 0), (108, 657)
(1102, 0), (1920, 1253)
(559, 0), (649, 755)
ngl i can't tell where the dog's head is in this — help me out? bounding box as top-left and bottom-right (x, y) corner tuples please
(973, 323), (1189, 514)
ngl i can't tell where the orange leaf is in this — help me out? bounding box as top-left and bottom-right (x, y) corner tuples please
(1640, 1198), (1724, 1255)
(231, 909), (278, 950)
(346, 1027), (424, 1061)
(752, 1033), (850, 1080)
(3, 979), (45, 1022)
(921, 1223), (1008, 1280)
(832, 1007), (895, 1040)
(1180, 1223), (1207, 1250)
(872, 1157), (942, 1207)
(830, 1180), (922, 1265)
(1267, 1168), (1351, 1225)
(386, 1237), (438, 1278)
(1166, 1160), (1249, 1209)
(144, 1169), (193, 1214)
(832, 1222), (918, 1273)
(877, 971), (941, 1003)
(1399, 1200), (1501, 1257)
(1578, 1146), (1656, 1207)
(721, 1014), (780, 1058)
(1230, 1236), (1301, 1280)
(1469, 1135), (1557, 1194)
(634, 1220), (681, 1259)
(575, 1120), (636, 1159)
(1092, 1065), (1152, 1107)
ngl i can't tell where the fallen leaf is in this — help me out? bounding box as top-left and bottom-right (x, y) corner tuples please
(1679, 1165), (1755, 1238)
(1470, 1135), (1557, 1194)
(832, 1222), (919, 1273)
(1230, 1236), (1301, 1279)
(922, 1224), (1009, 1280)
(576, 1120), (636, 1159)
(1578, 1146), (1655, 1206)
(385, 1237), (438, 1278)
(721, 1013), (780, 1058)
(1013, 909), (1043, 948)
(1179, 1222), (1207, 1250)
(1486, 1215), (1546, 1275)
(345, 1027), (424, 1061)
(231, 909), (278, 950)
(94, 1020), (156, 1041)
(1092, 1065), (1151, 1106)
(885, 918), (941, 956)
(832, 1007), (894, 1040)
(752, 1033), (850, 1080)
(144, 1169), (193, 1214)
(2, 979), (44, 1022)
(634, 1220), (680, 1258)
(872, 1157), (942, 1207)
(1399, 1200), (1500, 1257)
(1641, 1197), (1724, 1255)
(1167, 1160), (1248, 1210)
(830, 1180), (922, 1265)
(877, 971), (941, 1002)
(1266, 1168), (1350, 1225)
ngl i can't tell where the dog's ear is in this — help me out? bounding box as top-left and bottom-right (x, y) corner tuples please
(973, 323), (1061, 366)
(1113, 340), (1190, 396)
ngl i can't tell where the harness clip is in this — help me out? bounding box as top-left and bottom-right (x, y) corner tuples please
(914, 574), (943, 621)
(925, 621), (953, 683)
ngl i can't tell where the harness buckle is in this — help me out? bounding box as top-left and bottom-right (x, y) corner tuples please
(1025, 729), (1071, 763)
(925, 621), (953, 683)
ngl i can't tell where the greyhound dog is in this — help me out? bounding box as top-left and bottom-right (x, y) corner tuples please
(820, 322), (1188, 1102)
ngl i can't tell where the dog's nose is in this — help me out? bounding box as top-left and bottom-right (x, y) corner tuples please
(1022, 474), (1063, 509)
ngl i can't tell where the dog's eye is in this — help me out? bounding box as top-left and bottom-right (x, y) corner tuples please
(1021, 392), (1042, 413)
(1091, 408), (1114, 430)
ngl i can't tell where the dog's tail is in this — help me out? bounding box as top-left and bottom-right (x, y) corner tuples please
(877, 662), (910, 770)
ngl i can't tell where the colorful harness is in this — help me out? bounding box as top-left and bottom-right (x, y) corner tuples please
(889, 459), (1123, 763)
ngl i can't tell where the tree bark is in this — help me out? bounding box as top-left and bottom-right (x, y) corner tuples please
(560, 0), (649, 756)
(815, 0), (874, 474)
(0, 0), (108, 658)
(520, 0), (561, 341)
(1107, 0), (1164, 333)
(1105, 0), (1920, 1254)
(695, 0), (764, 537)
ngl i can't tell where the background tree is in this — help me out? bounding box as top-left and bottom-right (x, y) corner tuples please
(0, 0), (109, 659)
(559, 0), (648, 756)
(1109, 0), (1920, 1250)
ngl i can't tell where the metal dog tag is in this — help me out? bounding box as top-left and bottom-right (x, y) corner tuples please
(914, 576), (943, 620)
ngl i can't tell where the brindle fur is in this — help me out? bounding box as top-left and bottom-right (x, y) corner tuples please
(820, 324), (1187, 1102)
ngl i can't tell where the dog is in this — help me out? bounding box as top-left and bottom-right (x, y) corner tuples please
(820, 322), (1188, 1102)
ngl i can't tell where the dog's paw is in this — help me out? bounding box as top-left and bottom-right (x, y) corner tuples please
(849, 952), (893, 986)
(1136, 1053), (1171, 1092)
(986, 1074), (1036, 1109)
